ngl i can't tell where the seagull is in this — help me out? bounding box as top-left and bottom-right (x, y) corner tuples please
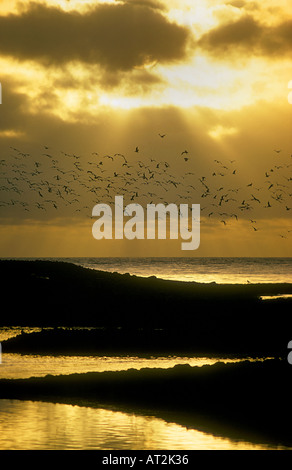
(251, 194), (260, 203)
(114, 153), (127, 162)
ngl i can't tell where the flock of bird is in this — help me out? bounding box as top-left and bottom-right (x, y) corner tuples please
(0, 134), (291, 239)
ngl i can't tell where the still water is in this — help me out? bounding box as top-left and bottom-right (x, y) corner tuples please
(0, 350), (283, 451)
(0, 327), (262, 380)
(0, 327), (286, 450)
(0, 353), (250, 380)
(0, 399), (287, 450)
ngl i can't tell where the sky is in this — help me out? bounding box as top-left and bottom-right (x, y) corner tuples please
(0, 0), (291, 257)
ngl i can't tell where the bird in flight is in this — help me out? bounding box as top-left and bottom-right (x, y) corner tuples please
(159, 134), (166, 138)
(135, 147), (139, 153)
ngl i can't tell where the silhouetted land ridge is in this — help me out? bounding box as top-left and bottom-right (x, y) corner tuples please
(1, 259), (292, 356)
(0, 359), (291, 447)
(1, 260), (292, 447)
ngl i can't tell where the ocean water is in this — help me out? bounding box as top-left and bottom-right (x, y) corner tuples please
(53, 257), (291, 284)
(2, 257), (291, 284)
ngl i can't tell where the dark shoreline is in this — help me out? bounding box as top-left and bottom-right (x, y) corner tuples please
(0, 359), (291, 448)
(1, 259), (292, 357)
(0, 327), (285, 358)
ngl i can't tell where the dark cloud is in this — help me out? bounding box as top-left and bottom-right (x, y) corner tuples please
(0, 1), (191, 70)
(198, 14), (292, 59)
(0, 80), (28, 132)
(98, 67), (165, 93)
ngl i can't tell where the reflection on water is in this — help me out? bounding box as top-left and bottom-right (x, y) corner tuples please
(0, 326), (42, 342)
(0, 399), (287, 450)
(260, 294), (292, 300)
(70, 257), (292, 284)
(11, 256), (292, 284)
(0, 353), (249, 379)
(0, 328), (270, 380)
(0, 326), (282, 450)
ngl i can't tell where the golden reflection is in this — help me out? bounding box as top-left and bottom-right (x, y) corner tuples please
(0, 351), (247, 380)
(0, 399), (288, 450)
(0, 400), (290, 450)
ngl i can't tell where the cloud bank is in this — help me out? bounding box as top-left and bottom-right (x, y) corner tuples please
(199, 14), (292, 59)
(0, 2), (191, 70)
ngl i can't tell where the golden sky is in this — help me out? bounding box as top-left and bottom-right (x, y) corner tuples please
(0, 0), (291, 257)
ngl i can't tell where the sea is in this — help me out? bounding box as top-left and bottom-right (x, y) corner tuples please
(3, 256), (292, 284)
(0, 257), (291, 450)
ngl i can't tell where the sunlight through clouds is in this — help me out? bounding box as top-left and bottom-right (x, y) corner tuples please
(208, 125), (239, 140)
(0, 0), (291, 256)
